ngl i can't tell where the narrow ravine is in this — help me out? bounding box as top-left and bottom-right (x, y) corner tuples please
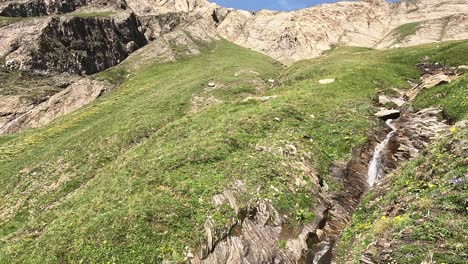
(312, 62), (460, 263)
(194, 62), (459, 264)
(368, 119), (398, 186)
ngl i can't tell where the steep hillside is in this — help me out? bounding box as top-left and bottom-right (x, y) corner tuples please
(1, 37), (467, 262)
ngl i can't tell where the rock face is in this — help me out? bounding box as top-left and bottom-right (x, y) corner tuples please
(216, 0), (468, 63)
(217, 0), (391, 63)
(125, 0), (217, 16)
(2, 0), (467, 72)
(376, 14), (468, 49)
(0, 0), (125, 17)
(2, 12), (147, 74)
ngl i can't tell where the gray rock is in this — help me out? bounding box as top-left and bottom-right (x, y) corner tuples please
(3, 12), (147, 75)
(378, 95), (405, 107)
(405, 72), (457, 100)
(375, 109), (400, 120)
(0, 0), (127, 17)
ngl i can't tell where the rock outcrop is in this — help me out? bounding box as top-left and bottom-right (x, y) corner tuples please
(2, 0), (467, 72)
(216, 0), (468, 63)
(2, 12), (147, 74)
(376, 14), (468, 49)
(125, 0), (218, 16)
(0, 0), (126, 17)
(217, 0), (392, 63)
(0, 78), (111, 134)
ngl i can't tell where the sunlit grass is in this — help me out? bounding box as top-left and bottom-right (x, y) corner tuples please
(0, 39), (467, 262)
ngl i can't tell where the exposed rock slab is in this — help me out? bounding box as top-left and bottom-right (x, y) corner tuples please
(390, 108), (450, 165)
(406, 63), (462, 100)
(376, 14), (468, 49)
(375, 109), (400, 120)
(216, 0), (468, 63)
(318, 79), (335, 85)
(2, 11), (147, 75)
(0, 78), (111, 134)
(378, 95), (405, 107)
(0, 0), (125, 17)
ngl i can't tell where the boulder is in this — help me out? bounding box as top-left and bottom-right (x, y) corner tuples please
(378, 95), (405, 107)
(406, 72), (454, 100)
(375, 109), (400, 120)
(242, 95), (278, 102)
(318, 78), (335, 84)
(420, 72), (451, 89)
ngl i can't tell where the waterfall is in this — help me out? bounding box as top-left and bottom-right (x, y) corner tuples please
(312, 244), (332, 264)
(368, 119), (397, 186)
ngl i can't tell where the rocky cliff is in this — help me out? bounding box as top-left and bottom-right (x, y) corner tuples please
(2, 12), (147, 74)
(0, 0), (126, 17)
(2, 0), (467, 72)
(216, 0), (468, 63)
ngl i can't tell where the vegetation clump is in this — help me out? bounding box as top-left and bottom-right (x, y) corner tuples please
(393, 22), (421, 43)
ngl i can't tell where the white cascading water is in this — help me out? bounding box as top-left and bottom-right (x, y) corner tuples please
(312, 244), (331, 264)
(368, 119), (397, 186)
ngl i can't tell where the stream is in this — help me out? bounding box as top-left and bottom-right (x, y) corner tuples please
(367, 119), (398, 186)
(309, 118), (400, 264)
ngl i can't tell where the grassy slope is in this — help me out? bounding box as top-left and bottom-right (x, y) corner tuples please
(0, 40), (467, 263)
(336, 43), (468, 262)
(0, 16), (30, 26)
(393, 22), (421, 43)
(0, 69), (63, 101)
(413, 76), (468, 121)
(335, 124), (467, 263)
(66, 11), (116, 18)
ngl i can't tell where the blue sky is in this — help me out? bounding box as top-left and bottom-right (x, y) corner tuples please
(208, 0), (399, 11)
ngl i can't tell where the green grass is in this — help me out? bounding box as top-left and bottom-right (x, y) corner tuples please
(393, 22), (421, 43)
(0, 16), (30, 26)
(67, 11), (116, 18)
(0, 40), (467, 263)
(413, 75), (468, 121)
(0, 68), (62, 101)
